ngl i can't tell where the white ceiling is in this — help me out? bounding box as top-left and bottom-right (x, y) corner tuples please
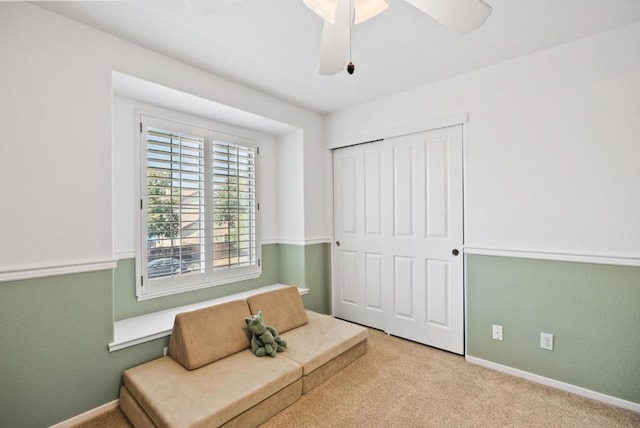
(36, 0), (640, 114)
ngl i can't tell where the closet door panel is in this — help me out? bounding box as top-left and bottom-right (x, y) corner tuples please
(333, 125), (464, 354)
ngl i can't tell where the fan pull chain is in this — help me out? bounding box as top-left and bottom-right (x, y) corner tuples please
(347, 0), (355, 74)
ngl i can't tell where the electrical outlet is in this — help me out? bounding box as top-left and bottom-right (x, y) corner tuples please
(492, 324), (503, 341)
(163, 347), (168, 357)
(540, 332), (553, 351)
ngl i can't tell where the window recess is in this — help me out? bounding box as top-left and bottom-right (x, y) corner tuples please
(138, 114), (261, 300)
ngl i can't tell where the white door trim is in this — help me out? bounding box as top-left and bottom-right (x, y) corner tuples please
(328, 113), (468, 150)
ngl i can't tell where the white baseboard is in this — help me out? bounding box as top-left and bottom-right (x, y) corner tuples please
(50, 399), (119, 428)
(466, 355), (640, 413)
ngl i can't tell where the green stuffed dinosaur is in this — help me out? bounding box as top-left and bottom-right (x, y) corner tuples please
(244, 311), (287, 357)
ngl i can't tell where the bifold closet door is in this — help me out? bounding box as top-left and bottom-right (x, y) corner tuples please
(333, 125), (464, 354)
(332, 140), (387, 331)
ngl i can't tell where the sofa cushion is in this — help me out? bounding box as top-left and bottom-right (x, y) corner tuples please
(123, 351), (302, 428)
(246, 286), (308, 334)
(280, 311), (368, 375)
(168, 299), (252, 370)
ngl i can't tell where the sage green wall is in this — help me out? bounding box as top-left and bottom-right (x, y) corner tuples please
(114, 244), (281, 319)
(9, 248), (638, 427)
(115, 243), (330, 319)
(279, 243), (332, 314)
(0, 243), (331, 427)
(0, 270), (169, 428)
(466, 255), (640, 404)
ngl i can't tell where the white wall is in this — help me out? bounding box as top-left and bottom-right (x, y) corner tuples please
(303, 125), (333, 244)
(112, 97), (139, 258)
(0, 4), (113, 272)
(326, 22), (640, 261)
(276, 130), (306, 244)
(257, 134), (279, 244)
(0, 3), (329, 280)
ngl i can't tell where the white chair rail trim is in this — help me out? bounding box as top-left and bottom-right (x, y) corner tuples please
(464, 246), (640, 267)
(0, 257), (117, 283)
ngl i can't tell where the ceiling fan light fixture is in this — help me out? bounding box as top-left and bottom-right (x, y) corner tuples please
(353, 0), (388, 24)
(303, 0), (341, 24)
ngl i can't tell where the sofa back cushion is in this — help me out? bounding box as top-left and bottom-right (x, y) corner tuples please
(246, 286), (308, 334)
(168, 299), (251, 370)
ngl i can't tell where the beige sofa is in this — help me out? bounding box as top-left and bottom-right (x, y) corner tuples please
(119, 286), (368, 427)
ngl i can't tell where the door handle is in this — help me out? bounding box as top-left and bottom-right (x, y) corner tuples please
(452, 249), (459, 256)
(336, 241), (341, 247)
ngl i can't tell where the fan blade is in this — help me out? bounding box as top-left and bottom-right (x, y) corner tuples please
(353, 0), (389, 25)
(304, 0), (342, 24)
(404, 0), (492, 35)
(183, 0), (245, 15)
(319, 0), (351, 75)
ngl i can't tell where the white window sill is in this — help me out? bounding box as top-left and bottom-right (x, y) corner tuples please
(108, 284), (309, 352)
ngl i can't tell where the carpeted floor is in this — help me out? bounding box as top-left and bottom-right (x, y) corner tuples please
(75, 328), (640, 427)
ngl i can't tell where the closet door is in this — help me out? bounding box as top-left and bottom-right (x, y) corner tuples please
(333, 126), (464, 354)
(333, 141), (386, 330)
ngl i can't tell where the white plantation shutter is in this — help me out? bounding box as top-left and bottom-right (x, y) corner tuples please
(145, 127), (205, 277)
(139, 115), (260, 299)
(212, 141), (257, 270)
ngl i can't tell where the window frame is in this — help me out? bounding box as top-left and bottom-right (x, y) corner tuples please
(136, 113), (261, 300)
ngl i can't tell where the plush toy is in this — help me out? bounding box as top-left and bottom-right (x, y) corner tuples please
(244, 311), (287, 357)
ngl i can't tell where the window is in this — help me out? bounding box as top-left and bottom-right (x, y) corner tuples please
(212, 142), (258, 271)
(138, 114), (260, 299)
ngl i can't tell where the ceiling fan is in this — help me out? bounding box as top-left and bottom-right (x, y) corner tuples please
(184, 0), (492, 75)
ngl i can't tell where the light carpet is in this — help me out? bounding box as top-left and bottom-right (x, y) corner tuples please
(75, 328), (640, 427)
